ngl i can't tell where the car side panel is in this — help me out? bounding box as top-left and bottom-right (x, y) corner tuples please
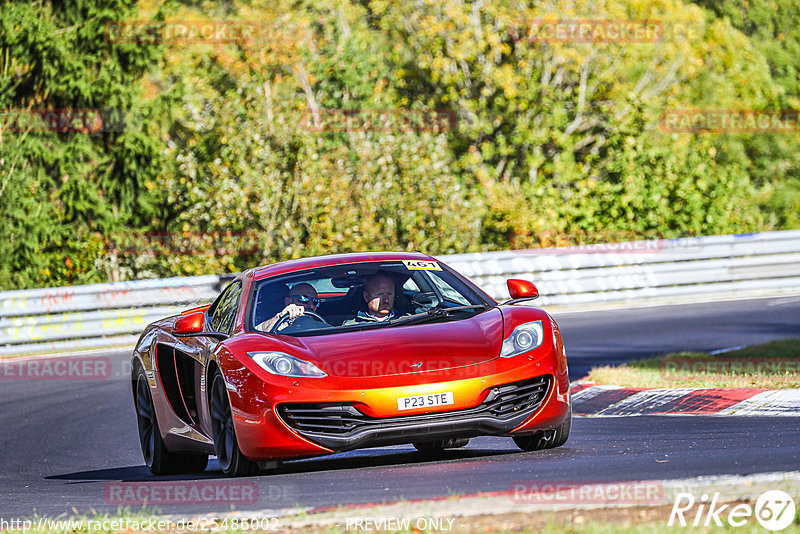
(131, 318), (216, 455)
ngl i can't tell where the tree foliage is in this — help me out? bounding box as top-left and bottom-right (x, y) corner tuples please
(692, 0), (800, 228)
(0, 0), (797, 289)
(0, 0), (165, 288)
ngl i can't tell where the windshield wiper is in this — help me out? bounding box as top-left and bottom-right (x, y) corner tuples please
(388, 303), (490, 327)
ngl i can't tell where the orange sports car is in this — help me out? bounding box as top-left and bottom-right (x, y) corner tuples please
(131, 252), (570, 476)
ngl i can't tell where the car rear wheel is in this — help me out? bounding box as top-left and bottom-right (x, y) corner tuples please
(513, 397), (572, 452)
(210, 371), (259, 477)
(135, 368), (208, 474)
(413, 438), (470, 453)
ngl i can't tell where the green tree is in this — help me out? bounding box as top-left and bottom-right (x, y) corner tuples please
(0, 0), (165, 289)
(364, 0), (770, 246)
(126, 0), (481, 279)
(692, 0), (800, 229)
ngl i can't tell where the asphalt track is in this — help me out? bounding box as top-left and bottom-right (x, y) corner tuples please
(1, 296), (798, 518)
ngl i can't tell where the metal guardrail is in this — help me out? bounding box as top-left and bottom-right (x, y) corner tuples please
(0, 276), (220, 356)
(0, 275), (220, 317)
(1, 231), (799, 356)
(446, 231), (800, 307)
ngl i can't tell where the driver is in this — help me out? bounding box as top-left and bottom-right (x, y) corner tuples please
(258, 283), (321, 332)
(343, 273), (403, 325)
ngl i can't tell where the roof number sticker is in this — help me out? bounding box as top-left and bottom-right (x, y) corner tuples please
(403, 260), (441, 271)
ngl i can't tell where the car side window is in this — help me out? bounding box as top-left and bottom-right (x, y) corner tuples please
(210, 281), (242, 334)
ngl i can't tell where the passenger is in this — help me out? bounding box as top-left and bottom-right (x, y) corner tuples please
(258, 283), (320, 331)
(343, 273), (405, 325)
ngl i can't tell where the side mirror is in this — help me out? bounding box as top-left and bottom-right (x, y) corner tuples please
(180, 304), (210, 316)
(174, 311), (229, 340)
(174, 312), (205, 335)
(507, 279), (538, 300)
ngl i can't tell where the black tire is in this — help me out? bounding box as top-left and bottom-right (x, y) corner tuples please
(413, 438), (470, 453)
(513, 398), (572, 452)
(512, 431), (546, 452)
(134, 368), (209, 475)
(209, 371), (259, 477)
(549, 399), (572, 448)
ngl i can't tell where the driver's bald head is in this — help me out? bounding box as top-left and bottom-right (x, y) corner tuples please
(365, 273), (394, 294)
(289, 283), (317, 297)
(363, 273), (396, 319)
(285, 282), (318, 311)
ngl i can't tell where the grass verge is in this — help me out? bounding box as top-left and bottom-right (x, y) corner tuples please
(588, 338), (800, 388)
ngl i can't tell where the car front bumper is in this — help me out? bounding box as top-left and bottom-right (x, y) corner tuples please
(223, 344), (570, 461)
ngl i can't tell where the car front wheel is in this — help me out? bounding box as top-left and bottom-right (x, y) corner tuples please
(513, 397), (572, 452)
(209, 371), (259, 477)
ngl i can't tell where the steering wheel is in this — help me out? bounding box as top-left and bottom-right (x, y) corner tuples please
(268, 310), (328, 334)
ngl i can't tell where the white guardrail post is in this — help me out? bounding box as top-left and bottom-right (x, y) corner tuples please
(1, 231), (799, 356)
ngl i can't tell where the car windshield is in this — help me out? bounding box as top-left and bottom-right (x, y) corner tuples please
(249, 260), (491, 337)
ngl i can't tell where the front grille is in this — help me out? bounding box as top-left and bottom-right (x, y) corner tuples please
(277, 375), (550, 437)
(484, 376), (550, 417)
(276, 403), (367, 435)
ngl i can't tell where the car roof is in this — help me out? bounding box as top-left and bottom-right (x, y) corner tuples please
(249, 251), (437, 281)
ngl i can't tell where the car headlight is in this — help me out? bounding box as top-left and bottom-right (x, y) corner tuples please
(500, 320), (544, 358)
(247, 352), (327, 378)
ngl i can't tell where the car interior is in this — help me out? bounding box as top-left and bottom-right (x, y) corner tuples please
(251, 265), (445, 330)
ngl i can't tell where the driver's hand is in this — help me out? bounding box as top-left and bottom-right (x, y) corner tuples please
(273, 304), (306, 332)
(281, 303), (305, 320)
